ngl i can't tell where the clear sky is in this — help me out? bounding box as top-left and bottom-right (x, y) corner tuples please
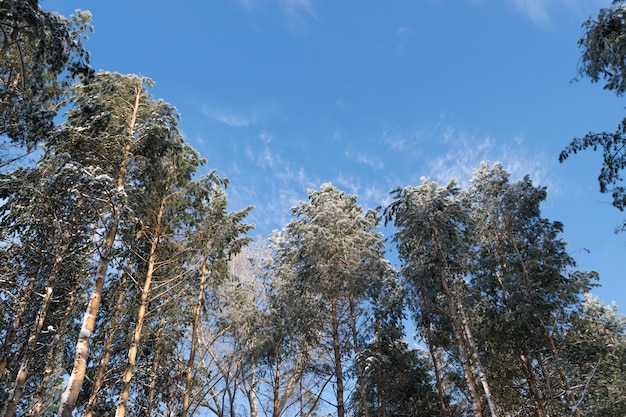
(46, 0), (626, 311)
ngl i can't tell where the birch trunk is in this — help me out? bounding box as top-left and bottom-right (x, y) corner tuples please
(57, 242), (111, 417)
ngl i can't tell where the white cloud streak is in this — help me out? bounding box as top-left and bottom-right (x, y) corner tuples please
(344, 150), (384, 170)
(508, 0), (611, 25)
(335, 173), (394, 212)
(239, 0), (317, 27)
(278, 0), (317, 20)
(426, 129), (553, 191)
(202, 106), (256, 127)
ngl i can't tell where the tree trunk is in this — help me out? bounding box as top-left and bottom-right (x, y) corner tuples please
(376, 334), (387, 417)
(84, 260), (131, 417)
(2, 286), (53, 417)
(432, 227), (484, 417)
(0, 256), (42, 380)
(426, 326), (448, 417)
(541, 319), (581, 417)
(182, 253), (210, 417)
(456, 292), (499, 417)
(57, 251), (110, 417)
(146, 343), (162, 417)
(507, 228), (580, 417)
(28, 289), (77, 417)
(4, 234), (70, 417)
(274, 342), (306, 417)
(245, 363), (259, 417)
(272, 349), (282, 417)
(330, 299), (345, 417)
(57, 77), (142, 417)
(446, 289), (483, 417)
(494, 256), (547, 417)
(519, 353), (547, 417)
(115, 197), (166, 417)
(348, 295), (369, 417)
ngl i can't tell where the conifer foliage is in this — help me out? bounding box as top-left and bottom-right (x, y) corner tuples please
(561, 0), (626, 215)
(1, 1), (626, 417)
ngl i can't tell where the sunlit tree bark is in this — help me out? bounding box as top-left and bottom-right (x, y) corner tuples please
(58, 74), (144, 417)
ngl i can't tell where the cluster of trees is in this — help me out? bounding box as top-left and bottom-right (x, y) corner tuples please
(1, 1), (626, 416)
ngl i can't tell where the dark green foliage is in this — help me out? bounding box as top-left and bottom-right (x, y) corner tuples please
(466, 163), (599, 416)
(2, 1), (626, 415)
(385, 164), (611, 417)
(351, 272), (442, 417)
(576, 1), (626, 95)
(0, 151), (99, 414)
(353, 327), (441, 417)
(273, 183), (389, 417)
(0, 0), (92, 147)
(560, 0), (626, 212)
(562, 295), (626, 416)
(559, 118), (626, 210)
(0, 64), (253, 415)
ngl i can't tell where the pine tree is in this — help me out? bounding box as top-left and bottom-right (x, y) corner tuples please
(52, 72), (195, 416)
(467, 162), (598, 416)
(562, 294), (626, 416)
(350, 271), (442, 417)
(0, 1), (91, 148)
(275, 183), (387, 417)
(0, 152), (101, 417)
(180, 174), (253, 417)
(385, 178), (499, 417)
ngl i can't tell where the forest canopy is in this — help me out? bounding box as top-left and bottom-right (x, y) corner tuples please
(1, 1), (625, 417)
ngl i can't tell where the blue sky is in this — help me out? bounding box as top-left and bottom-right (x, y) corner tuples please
(46, 0), (626, 311)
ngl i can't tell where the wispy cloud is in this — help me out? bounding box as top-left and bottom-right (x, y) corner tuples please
(259, 168), (320, 231)
(362, 184), (394, 210)
(395, 26), (414, 56)
(344, 150), (384, 170)
(357, 153), (384, 170)
(382, 127), (427, 152)
(336, 172), (360, 196)
(426, 129), (553, 191)
(278, 0), (317, 20)
(507, 0), (610, 25)
(382, 129), (410, 151)
(239, 0), (318, 29)
(202, 106), (256, 127)
(229, 135), (321, 233)
(335, 173), (394, 211)
(244, 131), (282, 169)
(382, 115), (448, 153)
